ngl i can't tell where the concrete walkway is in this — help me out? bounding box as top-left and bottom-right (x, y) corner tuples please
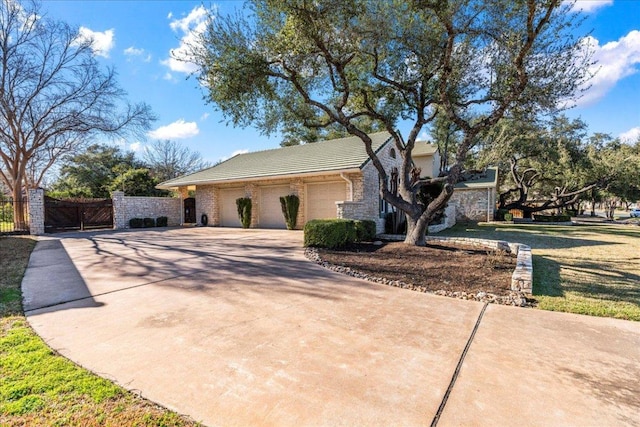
(22, 228), (640, 426)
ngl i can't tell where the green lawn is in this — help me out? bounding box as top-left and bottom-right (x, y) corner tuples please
(440, 223), (640, 321)
(0, 236), (201, 426)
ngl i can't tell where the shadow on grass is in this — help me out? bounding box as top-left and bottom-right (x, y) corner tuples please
(532, 255), (563, 297)
(443, 223), (625, 250)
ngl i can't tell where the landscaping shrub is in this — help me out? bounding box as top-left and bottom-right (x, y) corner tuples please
(143, 217), (155, 228)
(129, 218), (144, 228)
(354, 220), (376, 241)
(495, 208), (509, 221)
(533, 214), (571, 223)
(156, 216), (168, 227)
(279, 194), (300, 230)
(236, 197), (252, 229)
(384, 211), (406, 234)
(304, 219), (357, 249)
(504, 213), (513, 222)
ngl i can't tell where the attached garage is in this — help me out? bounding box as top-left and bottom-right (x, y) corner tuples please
(306, 182), (347, 221)
(259, 185), (291, 228)
(219, 188), (245, 227)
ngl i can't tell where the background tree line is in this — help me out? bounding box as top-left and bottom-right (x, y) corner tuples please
(47, 140), (209, 199)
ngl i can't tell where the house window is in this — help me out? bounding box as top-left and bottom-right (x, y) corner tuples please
(389, 148), (396, 159)
(379, 178), (389, 218)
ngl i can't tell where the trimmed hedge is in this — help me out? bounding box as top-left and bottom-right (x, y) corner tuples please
(236, 197), (252, 229)
(533, 214), (571, 223)
(156, 216), (168, 227)
(354, 220), (376, 241)
(280, 194), (300, 230)
(129, 218), (144, 228)
(304, 219), (377, 249)
(143, 217), (156, 228)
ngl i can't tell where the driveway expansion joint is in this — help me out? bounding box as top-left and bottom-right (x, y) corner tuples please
(431, 302), (489, 427)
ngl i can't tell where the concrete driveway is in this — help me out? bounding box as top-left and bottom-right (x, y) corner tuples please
(23, 228), (640, 426)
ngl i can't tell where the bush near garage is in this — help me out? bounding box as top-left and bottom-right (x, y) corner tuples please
(156, 216), (168, 227)
(143, 217), (156, 228)
(304, 219), (377, 249)
(129, 218), (144, 228)
(236, 197), (252, 229)
(354, 220), (376, 241)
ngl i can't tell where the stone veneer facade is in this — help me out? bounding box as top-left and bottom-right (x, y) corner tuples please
(112, 191), (181, 228)
(449, 187), (496, 222)
(28, 188), (45, 235)
(188, 142), (404, 233)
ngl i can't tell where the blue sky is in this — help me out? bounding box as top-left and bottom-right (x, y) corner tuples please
(43, 0), (640, 164)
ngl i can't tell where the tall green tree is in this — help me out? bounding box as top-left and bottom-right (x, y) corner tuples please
(50, 144), (164, 198)
(185, 0), (591, 245)
(0, 0), (154, 227)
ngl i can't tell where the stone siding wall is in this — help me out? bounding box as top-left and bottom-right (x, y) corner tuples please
(112, 191), (126, 229)
(450, 187), (495, 222)
(353, 142), (403, 233)
(28, 188), (45, 235)
(118, 195), (181, 227)
(195, 184), (216, 226)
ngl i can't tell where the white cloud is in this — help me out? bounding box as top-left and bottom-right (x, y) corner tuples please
(577, 30), (640, 106)
(163, 72), (175, 81)
(200, 112), (210, 121)
(162, 5), (211, 74)
(148, 119), (199, 140)
(566, 0), (613, 13)
(167, 11), (173, 19)
(620, 127), (640, 144)
(129, 141), (143, 152)
(124, 46), (143, 56)
(76, 26), (115, 58)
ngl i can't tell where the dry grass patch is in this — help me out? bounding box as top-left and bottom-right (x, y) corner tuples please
(442, 223), (640, 321)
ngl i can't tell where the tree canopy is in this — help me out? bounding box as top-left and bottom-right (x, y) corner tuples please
(185, 0), (591, 244)
(0, 0), (154, 224)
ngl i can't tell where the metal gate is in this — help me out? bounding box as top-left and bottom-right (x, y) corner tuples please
(44, 196), (113, 232)
(0, 198), (29, 235)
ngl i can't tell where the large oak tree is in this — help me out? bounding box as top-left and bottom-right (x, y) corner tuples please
(0, 0), (154, 227)
(186, 0), (591, 244)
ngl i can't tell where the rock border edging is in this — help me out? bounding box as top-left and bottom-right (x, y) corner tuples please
(305, 236), (535, 307)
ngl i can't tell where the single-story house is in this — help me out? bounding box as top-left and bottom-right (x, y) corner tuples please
(157, 132), (497, 232)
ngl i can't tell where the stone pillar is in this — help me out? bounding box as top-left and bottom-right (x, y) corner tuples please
(246, 183), (258, 228)
(28, 188), (45, 235)
(112, 191), (126, 229)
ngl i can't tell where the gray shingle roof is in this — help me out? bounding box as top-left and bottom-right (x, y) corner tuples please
(158, 131), (392, 188)
(455, 167), (498, 189)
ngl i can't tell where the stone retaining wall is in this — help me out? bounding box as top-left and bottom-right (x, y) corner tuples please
(378, 234), (533, 294)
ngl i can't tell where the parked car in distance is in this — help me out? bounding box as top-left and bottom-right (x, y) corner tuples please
(630, 208), (640, 218)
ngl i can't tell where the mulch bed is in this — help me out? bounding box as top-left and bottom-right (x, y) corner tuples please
(308, 241), (536, 307)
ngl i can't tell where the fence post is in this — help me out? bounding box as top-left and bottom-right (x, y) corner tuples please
(112, 191), (125, 229)
(28, 188), (45, 235)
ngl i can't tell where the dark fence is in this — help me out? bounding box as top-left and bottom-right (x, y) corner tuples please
(0, 198), (30, 235)
(44, 196), (113, 233)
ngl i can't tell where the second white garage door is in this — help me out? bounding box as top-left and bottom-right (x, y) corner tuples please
(306, 182), (347, 221)
(219, 188), (246, 227)
(259, 185), (291, 228)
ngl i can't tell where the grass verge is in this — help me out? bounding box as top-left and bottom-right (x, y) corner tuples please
(0, 236), (201, 426)
(441, 223), (640, 321)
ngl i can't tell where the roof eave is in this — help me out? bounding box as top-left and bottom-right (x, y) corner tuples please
(156, 167), (363, 190)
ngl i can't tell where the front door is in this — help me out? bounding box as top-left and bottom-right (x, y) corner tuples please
(184, 197), (196, 223)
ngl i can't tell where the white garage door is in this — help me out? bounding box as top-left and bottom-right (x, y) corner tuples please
(259, 185), (291, 228)
(219, 188), (246, 227)
(306, 182), (347, 221)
